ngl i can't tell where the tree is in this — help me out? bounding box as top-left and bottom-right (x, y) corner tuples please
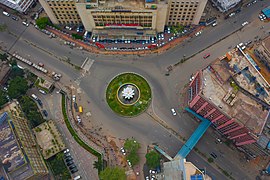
(124, 138), (140, 153)
(127, 150), (139, 166)
(0, 53), (8, 61)
(93, 160), (103, 172)
(124, 138), (141, 166)
(19, 96), (45, 127)
(99, 167), (126, 180)
(145, 151), (161, 169)
(8, 76), (28, 99)
(36, 17), (52, 29)
(0, 90), (8, 107)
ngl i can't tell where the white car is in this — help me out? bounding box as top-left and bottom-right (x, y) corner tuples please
(72, 95), (76, 102)
(241, 21), (249, 27)
(149, 170), (156, 174)
(212, 22), (217, 27)
(22, 21), (29, 27)
(195, 31), (202, 36)
(39, 89), (46, 95)
(64, 149), (70, 154)
(171, 108), (177, 116)
(120, 147), (126, 155)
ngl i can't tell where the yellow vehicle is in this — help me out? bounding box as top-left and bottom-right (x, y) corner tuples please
(79, 106), (83, 113)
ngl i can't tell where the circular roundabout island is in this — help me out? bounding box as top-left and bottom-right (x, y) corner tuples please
(106, 73), (152, 117)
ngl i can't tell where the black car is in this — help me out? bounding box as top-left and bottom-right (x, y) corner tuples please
(37, 99), (43, 107)
(210, 152), (217, 159)
(42, 110), (48, 117)
(65, 157), (73, 162)
(74, 103), (78, 112)
(66, 161), (74, 166)
(69, 165), (77, 170)
(70, 167), (78, 174)
(12, 16), (19, 21)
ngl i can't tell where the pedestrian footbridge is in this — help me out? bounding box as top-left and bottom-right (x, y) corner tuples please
(175, 108), (211, 159)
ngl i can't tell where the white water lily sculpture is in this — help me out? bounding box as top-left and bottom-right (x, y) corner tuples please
(122, 86), (135, 99)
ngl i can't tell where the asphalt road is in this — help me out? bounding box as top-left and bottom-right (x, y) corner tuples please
(1, 1), (270, 179)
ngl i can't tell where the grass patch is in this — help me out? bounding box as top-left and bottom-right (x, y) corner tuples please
(61, 94), (103, 172)
(106, 73), (151, 117)
(47, 152), (71, 179)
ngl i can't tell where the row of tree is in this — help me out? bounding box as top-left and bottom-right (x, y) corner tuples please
(96, 138), (161, 180)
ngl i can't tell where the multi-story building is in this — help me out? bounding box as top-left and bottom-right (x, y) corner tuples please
(0, 101), (49, 180)
(166, 0), (207, 26)
(39, 0), (81, 25)
(188, 46), (270, 158)
(0, 0), (34, 12)
(40, 0), (207, 38)
(211, 0), (241, 12)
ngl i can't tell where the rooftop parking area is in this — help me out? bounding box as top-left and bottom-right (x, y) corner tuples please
(202, 49), (270, 135)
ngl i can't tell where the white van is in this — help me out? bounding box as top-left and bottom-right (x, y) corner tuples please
(3, 11), (10, 17)
(74, 176), (81, 180)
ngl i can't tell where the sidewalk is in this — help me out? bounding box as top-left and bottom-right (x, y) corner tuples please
(47, 26), (205, 56)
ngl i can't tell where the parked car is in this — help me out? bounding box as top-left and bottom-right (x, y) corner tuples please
(42, 110), (48, 117)
(12, 16), (19, 21)
(66, 161), (74, 166)
(31, 94), (38, 100)
(65, 157), (73, 162)
(3, 11), (10, 17)
(37, 99), (43, 107)
(70, 167), (78, 174)
(74, 103), (78, 112)
(171, 108), (177, 116)
(69, 165), (77, 170)
(22, 21), (29, 27)
(72, 95), (76, 102)
(120, 147), (126, 155)
(203, 53), (211, 59)
(64, 149), (70, 154)
(39, 89), (46, 95)
(241, 21), (249, 27)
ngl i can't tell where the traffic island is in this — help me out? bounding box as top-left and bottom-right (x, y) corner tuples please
(106, 73), (151, 117)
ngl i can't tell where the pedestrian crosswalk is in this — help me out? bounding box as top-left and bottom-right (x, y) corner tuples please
(74, 57), (95, 85)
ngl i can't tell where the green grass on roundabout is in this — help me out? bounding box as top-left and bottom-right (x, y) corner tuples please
(106, 73), (152, 117)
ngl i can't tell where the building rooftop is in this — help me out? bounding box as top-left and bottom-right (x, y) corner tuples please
(0, 101), (48, 179)
(78, 0), (165, 10)
(201, 48), (270, 136)
(0, 112), (26, 173)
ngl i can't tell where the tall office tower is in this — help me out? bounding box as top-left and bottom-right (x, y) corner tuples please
(166, 0), (208, 26)
(39, 0), (81, 25)
(0, 0), (34, 12)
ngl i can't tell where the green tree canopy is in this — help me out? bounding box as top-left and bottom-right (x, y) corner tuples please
(36, 17), (52, 29)
(99, 167), (126, 180)
(0, 89), (8, 107)
(145, 150), (161, 169)
(0, 53), (8, 61)
(19, 96), (45, 127)
(124, 138), (141, 166)
(124, 138), (140, 153)
(8, 76), (28, 99)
